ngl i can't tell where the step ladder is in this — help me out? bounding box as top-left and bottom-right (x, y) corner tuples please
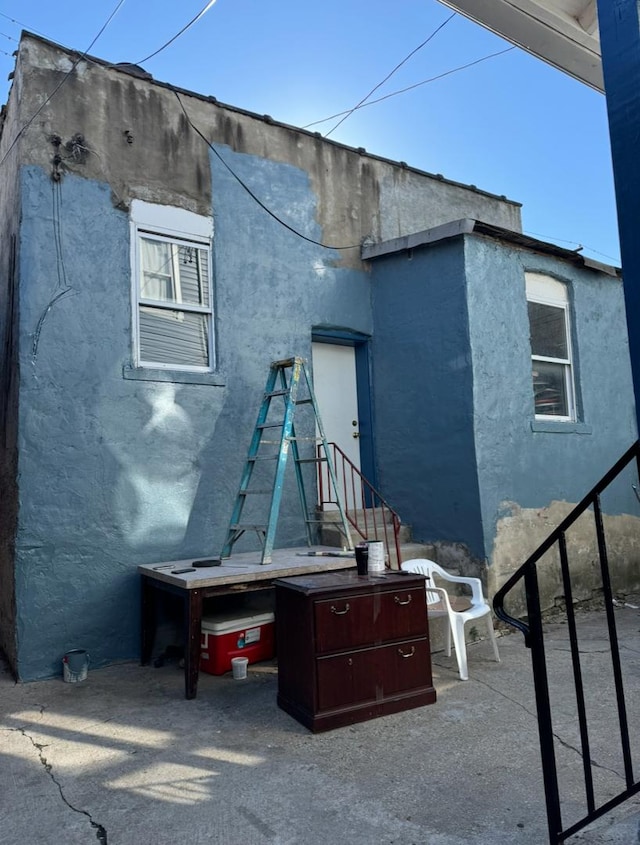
(220, 357), (353, 564)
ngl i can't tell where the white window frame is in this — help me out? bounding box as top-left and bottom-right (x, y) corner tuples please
(526, 272), (576, 422)
(130, 200), (214, 372)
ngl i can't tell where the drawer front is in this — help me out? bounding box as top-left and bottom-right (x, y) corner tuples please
(376, 588), (427, 641)
(314, 594), (375, 653)
(378, 638), (432, 695)
(315, 639), (431, 711)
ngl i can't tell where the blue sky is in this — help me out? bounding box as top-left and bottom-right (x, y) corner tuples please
(0, 0), (619, 264)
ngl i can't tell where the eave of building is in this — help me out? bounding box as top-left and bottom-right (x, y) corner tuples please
(438, 0), (603, 92)
(361, 217), (620, 276)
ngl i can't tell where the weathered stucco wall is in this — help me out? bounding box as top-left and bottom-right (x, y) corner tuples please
(0, 70), (24, 669)
(14, 148), (374, 679)
(370, 240), (485, 563)
(14, 35), (522, 265)
(463, 235), (639, 607)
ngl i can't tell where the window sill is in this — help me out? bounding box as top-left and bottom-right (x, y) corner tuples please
(531, 420), (592, 435)
(123, 364), (226, 386)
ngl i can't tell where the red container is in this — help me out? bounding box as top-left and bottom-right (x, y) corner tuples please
(200, 611), (275, 676)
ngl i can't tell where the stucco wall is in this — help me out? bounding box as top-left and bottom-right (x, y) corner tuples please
(463, 235), (640, 608)
(370, 240), (485, 562)
(0, 72), (24, 669)
(2, 33), (529, 678)
(13, 144), (376, 679)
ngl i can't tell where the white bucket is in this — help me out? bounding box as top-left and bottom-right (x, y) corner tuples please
(367, 541), (385, 574)
(231, 657), (249, 680)
(62, 649), (89, 683)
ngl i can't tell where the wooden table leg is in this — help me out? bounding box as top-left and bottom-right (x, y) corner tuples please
(140, 576), (156, 665)
(184, 589), (202, 700)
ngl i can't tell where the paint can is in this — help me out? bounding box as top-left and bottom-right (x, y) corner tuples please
(231, 656), (249, 680)
(367, 541), (385, 574)
(62, 649), (90, 683)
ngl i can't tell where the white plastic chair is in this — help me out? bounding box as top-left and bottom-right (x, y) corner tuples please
(401, 558), (500, 680)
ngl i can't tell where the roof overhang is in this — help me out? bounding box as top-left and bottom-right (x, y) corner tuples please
(438, 0), (603, 92)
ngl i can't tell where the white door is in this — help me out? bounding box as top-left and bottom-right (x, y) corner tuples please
(311, 342), (362, 511)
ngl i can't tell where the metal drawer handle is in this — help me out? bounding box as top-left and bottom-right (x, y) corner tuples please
(330, 603), (350, 616)
(398, 646), (416, 658)
(394, 594), (412, 606)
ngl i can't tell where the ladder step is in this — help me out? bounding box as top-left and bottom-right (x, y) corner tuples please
(257, 422), (284, 430)
(230, 523), (267, 531)
(294, 398), (313, 405)
(248, 455), (279, 462)
(239, 489), (273, 495)
(266, 389), (290, 398)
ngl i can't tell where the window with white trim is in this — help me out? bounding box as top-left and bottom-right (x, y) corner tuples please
(131, 200), (214, 371)
(526, 272), (575, 421)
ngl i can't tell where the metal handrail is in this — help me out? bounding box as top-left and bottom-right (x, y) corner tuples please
(317, 441), (402, 568)
(493, 439), (640, 844)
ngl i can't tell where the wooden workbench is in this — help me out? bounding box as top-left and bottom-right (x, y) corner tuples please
(139, 547), (355, 699)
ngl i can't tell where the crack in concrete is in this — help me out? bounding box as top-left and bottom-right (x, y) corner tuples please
(18, 727), (108, 844)
(472, 676), (627, 781)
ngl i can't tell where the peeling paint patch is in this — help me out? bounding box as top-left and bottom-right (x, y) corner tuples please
(489, 500), (640, 616)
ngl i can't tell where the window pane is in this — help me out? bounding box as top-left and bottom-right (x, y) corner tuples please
(532, 361), (568, 416)
(140, 239), (175, 301)
(528, 302), (567, 359)
(140, 239), (210, 307)
(139, 307), (209, 368)
(177, 245), (210, 308)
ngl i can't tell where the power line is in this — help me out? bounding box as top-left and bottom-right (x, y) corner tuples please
(324, 11), (455, 138)
(137, 0), (218, 65)
(0, 11), (49, 39)
(0, 0), (127, 169)
(174, 91), (361, 251)
(523, 229), (620, 263)
(304, 46), (516, 129)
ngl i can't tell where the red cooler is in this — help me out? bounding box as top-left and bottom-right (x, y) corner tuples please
(200, 610), (275, 676)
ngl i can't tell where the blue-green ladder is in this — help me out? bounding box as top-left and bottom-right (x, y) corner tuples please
(220, 357), (353, 564)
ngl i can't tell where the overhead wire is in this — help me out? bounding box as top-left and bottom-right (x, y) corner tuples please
(0, 11), (49, 39)
(304, 46), (516, 129)
(323, 11), (455, 138)
(174, 91), (361, 251)
(137, 0), (218, 65)
(0, 0), (127, 169)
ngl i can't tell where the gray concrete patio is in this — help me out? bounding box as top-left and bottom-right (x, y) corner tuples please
(2, 603), (640, 845)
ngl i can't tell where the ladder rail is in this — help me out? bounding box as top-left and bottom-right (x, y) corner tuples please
(221, 356), (352, 565)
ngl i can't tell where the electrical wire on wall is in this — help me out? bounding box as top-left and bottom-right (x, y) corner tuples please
(31, 175), (77, 361)
(174, 91), (362, 251)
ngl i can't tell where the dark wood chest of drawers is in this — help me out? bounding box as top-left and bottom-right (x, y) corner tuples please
(274, 570), (436, 732)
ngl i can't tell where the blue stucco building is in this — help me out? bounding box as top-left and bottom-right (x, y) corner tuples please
(0, 33), (636, 680)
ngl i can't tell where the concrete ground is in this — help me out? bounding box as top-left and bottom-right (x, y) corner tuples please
(2, 605), (640, 845)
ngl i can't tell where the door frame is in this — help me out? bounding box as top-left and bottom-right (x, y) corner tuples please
(311, 329), (376, 492)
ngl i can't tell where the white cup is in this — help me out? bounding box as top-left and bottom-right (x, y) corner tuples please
(231, 656), (249, 679)
(367, 541), (385, 574)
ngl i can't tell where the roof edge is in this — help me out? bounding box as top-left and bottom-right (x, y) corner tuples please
(361, 218), (620, 276)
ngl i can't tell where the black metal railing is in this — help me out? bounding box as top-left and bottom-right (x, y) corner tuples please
(493, 440), (640, 844)
(317, 441), (402, 568)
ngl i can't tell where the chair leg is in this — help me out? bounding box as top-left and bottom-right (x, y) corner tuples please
(486, 614), (500, 663)
(449, 616), (469, 681)
(444, 619), (452, 657)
